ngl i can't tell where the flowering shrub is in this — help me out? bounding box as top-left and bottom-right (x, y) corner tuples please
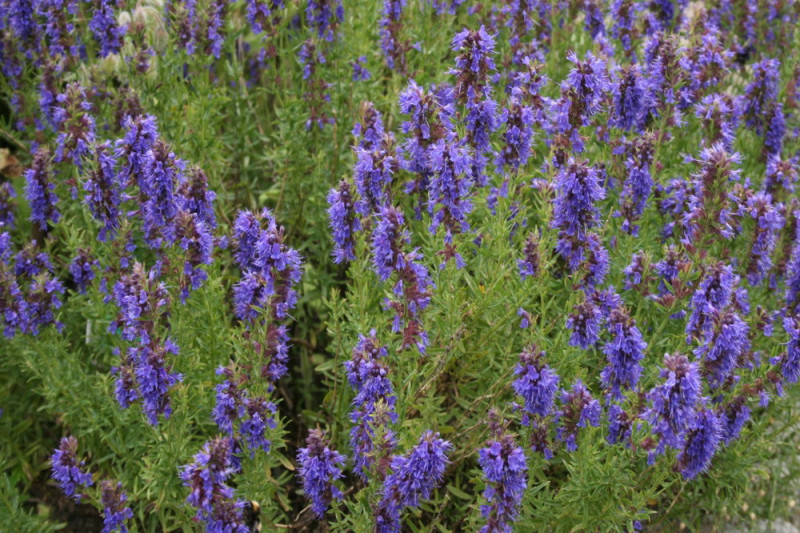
(0, 0), (799, 531)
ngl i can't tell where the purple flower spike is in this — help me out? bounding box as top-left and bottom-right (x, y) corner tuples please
(601, 305), (647, 399)
(0, 182), (15, 229)
(53, 83), (96, 167)
(100, 480), (133, 533)
(345, 332), (397, 478)
(644, 353), (702, 457)
(552, 159), (605, 271)
(352, 55), (371, 81)
(180, 437), (249, 532)
(677, 408), (722, 480)
(51, 436), (93, 502)
(513, 345), (560, 420)
(719, 398), (750, 445)
(327, 180), (361, 264)
(297, 428), (347, 518)
(84, 143), (123, 242)
(69, 249), (99, 294)
(479, 412), (527, 533)
(89, 0), (126, 57)
(25, 147), (60, 230)
(745, 192), (783, 286)
(555, 380), (601, 452)
(375, 431), (451, 532)
(694, 308), (749, 389)
(517, 232), (540, 280)
(567, 298), (602, 350)
(781, 315), (800, 384)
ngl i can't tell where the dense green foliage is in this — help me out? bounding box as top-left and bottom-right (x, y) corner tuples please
(0, 0), (799, 531)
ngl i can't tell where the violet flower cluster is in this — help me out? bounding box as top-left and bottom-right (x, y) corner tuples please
(344, 332), (398, 478)
(297, 428), (347, 518)
(51, 436), (93, 502)
(375, 431), (451, 532)
(478, 412), (528, 532)
(179, 436), (249, 532)
(232, 208), (302, 384)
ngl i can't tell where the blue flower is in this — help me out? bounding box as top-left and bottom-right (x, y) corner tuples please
(601, 305), (647, 399)
(644, 353), (702, 457)
(478, 413), (527, 533)
(513, 345), (559, 420)
(345, 332), (398, 478)
(24, 147), (60, 230)
(51, 436), (93, 502)
(327, 180), (361, 264)
(84, 143), (123, 242)
(677, 408), (722, 480)
(68, 249), (99, 294)
(555, 380), (601, 452)
(567, 298), (602, 349)
(100, 480), (133, 533)
(89, 0), (126, 57)
(180, 437), (248, 531)
(552, 159), (605, 270)
(376, 431), (451, 532)
(297, 429), (346, 518)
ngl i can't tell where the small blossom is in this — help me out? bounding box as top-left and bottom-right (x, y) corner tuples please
(517, 232), (540, 280)
(53, 83), (96, 167)
(555, 380), (601, 452)
(345, 332), (397, 478)
(180, 437), (248, 531)
(719, 398), (750, 445)
(297, 429), (347, 518)
(677, 408), (722, 480)
(601, 305), (647, 399)
(51, 436), (93, 502)
(25, 147), (60, 230)
(552, 159), (605, 270)
(327, 180), (361, 263)
(100, 480), (133, 533)
(513, 345), (560, 420)
(644, 353), (702, 457)
(695, 308), (749, 389)
(478, 412), (527, 533)
(0, 181), (16, 229)
(352, 55), (371, 81)
(89, 0), (126, 57)
(84, 143), (123, 241)
(68, 249), (99, 294)
(375, 431), (451, 532)
(567, 298), (601, 349)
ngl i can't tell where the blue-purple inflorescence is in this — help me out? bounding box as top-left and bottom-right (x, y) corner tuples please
(68, 248), (99, 294)
(371, 204), (434, 353)
(677, 408), (723, 480)
(567, 298), (602, 349)
(297, 428), (347, 518)
(601, 304), (647, 399)
(552, 158), (605, 271)
(51, 436), (93, 502)
(327, 179), (361, 264)
(179, 436), (249, 532)
(375, 431), (451, 532)
(100, 480), (134, 533)
(345, 332), (397, 478)
(555, 380), (601, 452)
(644, 353), (702, 460)
(84, 142), (123, 242)
(25, 146), (60, 230)
(108, 262), (182, 425)
(478, 411), (528, 533)
(232, 208), (302, 383)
